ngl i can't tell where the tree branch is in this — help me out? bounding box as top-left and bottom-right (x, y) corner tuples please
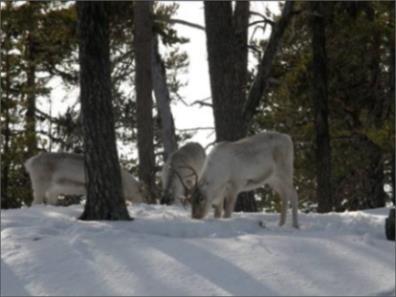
(177, 96), (213, 108)
(189, 97), (212, 108)
(167, 18), (205, 31)
(190, 100), (213, 108)
(177, 127), (214, 132)
(248, 19), (274, 27)
(35, 107), (61, 124)
(243, 1), (295, 123)
(249, 11), (275, 25)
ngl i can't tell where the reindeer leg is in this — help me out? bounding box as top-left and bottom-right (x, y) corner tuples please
(288, 186), (299, 228)
(223, 193), (237, 218)
(269, 181), (288, 226)
(46, 189), (59, 205)
(213, 201), (223, 218)
(32, 189), (45, 205)
(31, 180), (48, 205)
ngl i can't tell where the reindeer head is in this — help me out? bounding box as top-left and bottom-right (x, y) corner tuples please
(161, 164), (199, 208)
(191, 185), (209, 219)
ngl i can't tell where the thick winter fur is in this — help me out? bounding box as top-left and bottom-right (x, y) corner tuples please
(25, 152), (147, 205)
(191, 131), (299, 228)
(161, 142), (206, 205)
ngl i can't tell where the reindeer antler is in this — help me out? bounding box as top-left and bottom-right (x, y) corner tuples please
(170, 163), (199, 194)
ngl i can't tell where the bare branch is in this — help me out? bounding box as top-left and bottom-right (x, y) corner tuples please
(36, 129), (68, 146)
(190, 99), (213, 108)
(249, 11), (266, 19)
(167, 18), (205, 31)
(177, 96), (213, 108)
(35, 108), (62, 124)
(248, 19), (274, 28)
(249, 24), (268, 49)
(177, 127), (214, 132)
(249, 11), (275, 25)
(247, 44), (262, 56)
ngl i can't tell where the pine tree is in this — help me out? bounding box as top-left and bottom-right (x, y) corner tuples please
(251, 2), (394, 211)
(77, 2), (130, 220)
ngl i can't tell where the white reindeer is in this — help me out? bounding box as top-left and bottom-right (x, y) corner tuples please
(191, 131), (299, 228)
(161, 142), (206, 206)
(25, 152), (148, 205)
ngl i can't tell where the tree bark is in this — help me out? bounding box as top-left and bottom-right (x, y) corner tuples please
(310, 2), (333, 213)
(361, 136), (386, 208)
(25, 30), (38, 157)
(390, 10), (395, 118)
(77, 2), (130, 220)
(1, 31), (12, 209)
(392, 153), (395, 205)
(389, 4), (395, 205)
(204, 2), (247, 142)
(385, 208), (395, 241)
(204, 2), (256, 212)
(134, 1), (156, 202)
(151, 36), (178, 161)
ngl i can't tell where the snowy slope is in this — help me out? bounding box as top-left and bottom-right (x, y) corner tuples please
(1, 204), (395, 296)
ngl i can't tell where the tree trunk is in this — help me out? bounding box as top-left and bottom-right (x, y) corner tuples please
(385, 208), (395, 241)
(204, 2), (247, 142)
(392, 153), (395, 205)
(390, 14), (395, 118)
(310, 2), (333, 213)
(151, 35), (178, 161)
(204, 2), (256, 212)
(389, 6), (395, 205)
(77, 2), (130, 220)
(1, 31), (12, 209)
(134, 1), (156, 202)
(362, 137), (386, 208)
(233, 2), (256, 212)
(25, 30), (37, 157)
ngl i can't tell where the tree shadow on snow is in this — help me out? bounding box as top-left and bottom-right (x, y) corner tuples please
(154, 240), (277, 296)
(1, 260), (30, 296)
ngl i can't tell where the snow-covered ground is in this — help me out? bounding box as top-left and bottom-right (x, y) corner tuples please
(1, 204), (395, 296)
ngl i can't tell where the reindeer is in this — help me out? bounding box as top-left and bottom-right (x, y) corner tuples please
(191, 131), (299, 228)
(160, 142), (206, 206)
(25, 152), (148, 205)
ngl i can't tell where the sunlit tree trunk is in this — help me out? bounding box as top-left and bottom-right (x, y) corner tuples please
(151, 36), (178, 161)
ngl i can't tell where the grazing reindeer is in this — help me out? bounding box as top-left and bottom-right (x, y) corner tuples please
(161, 142), (206, 206)
(191, 131), (299, 228)
(25, 152), (148, 205)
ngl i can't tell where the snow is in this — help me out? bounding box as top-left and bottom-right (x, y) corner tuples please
(1, 204), (395, 296)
